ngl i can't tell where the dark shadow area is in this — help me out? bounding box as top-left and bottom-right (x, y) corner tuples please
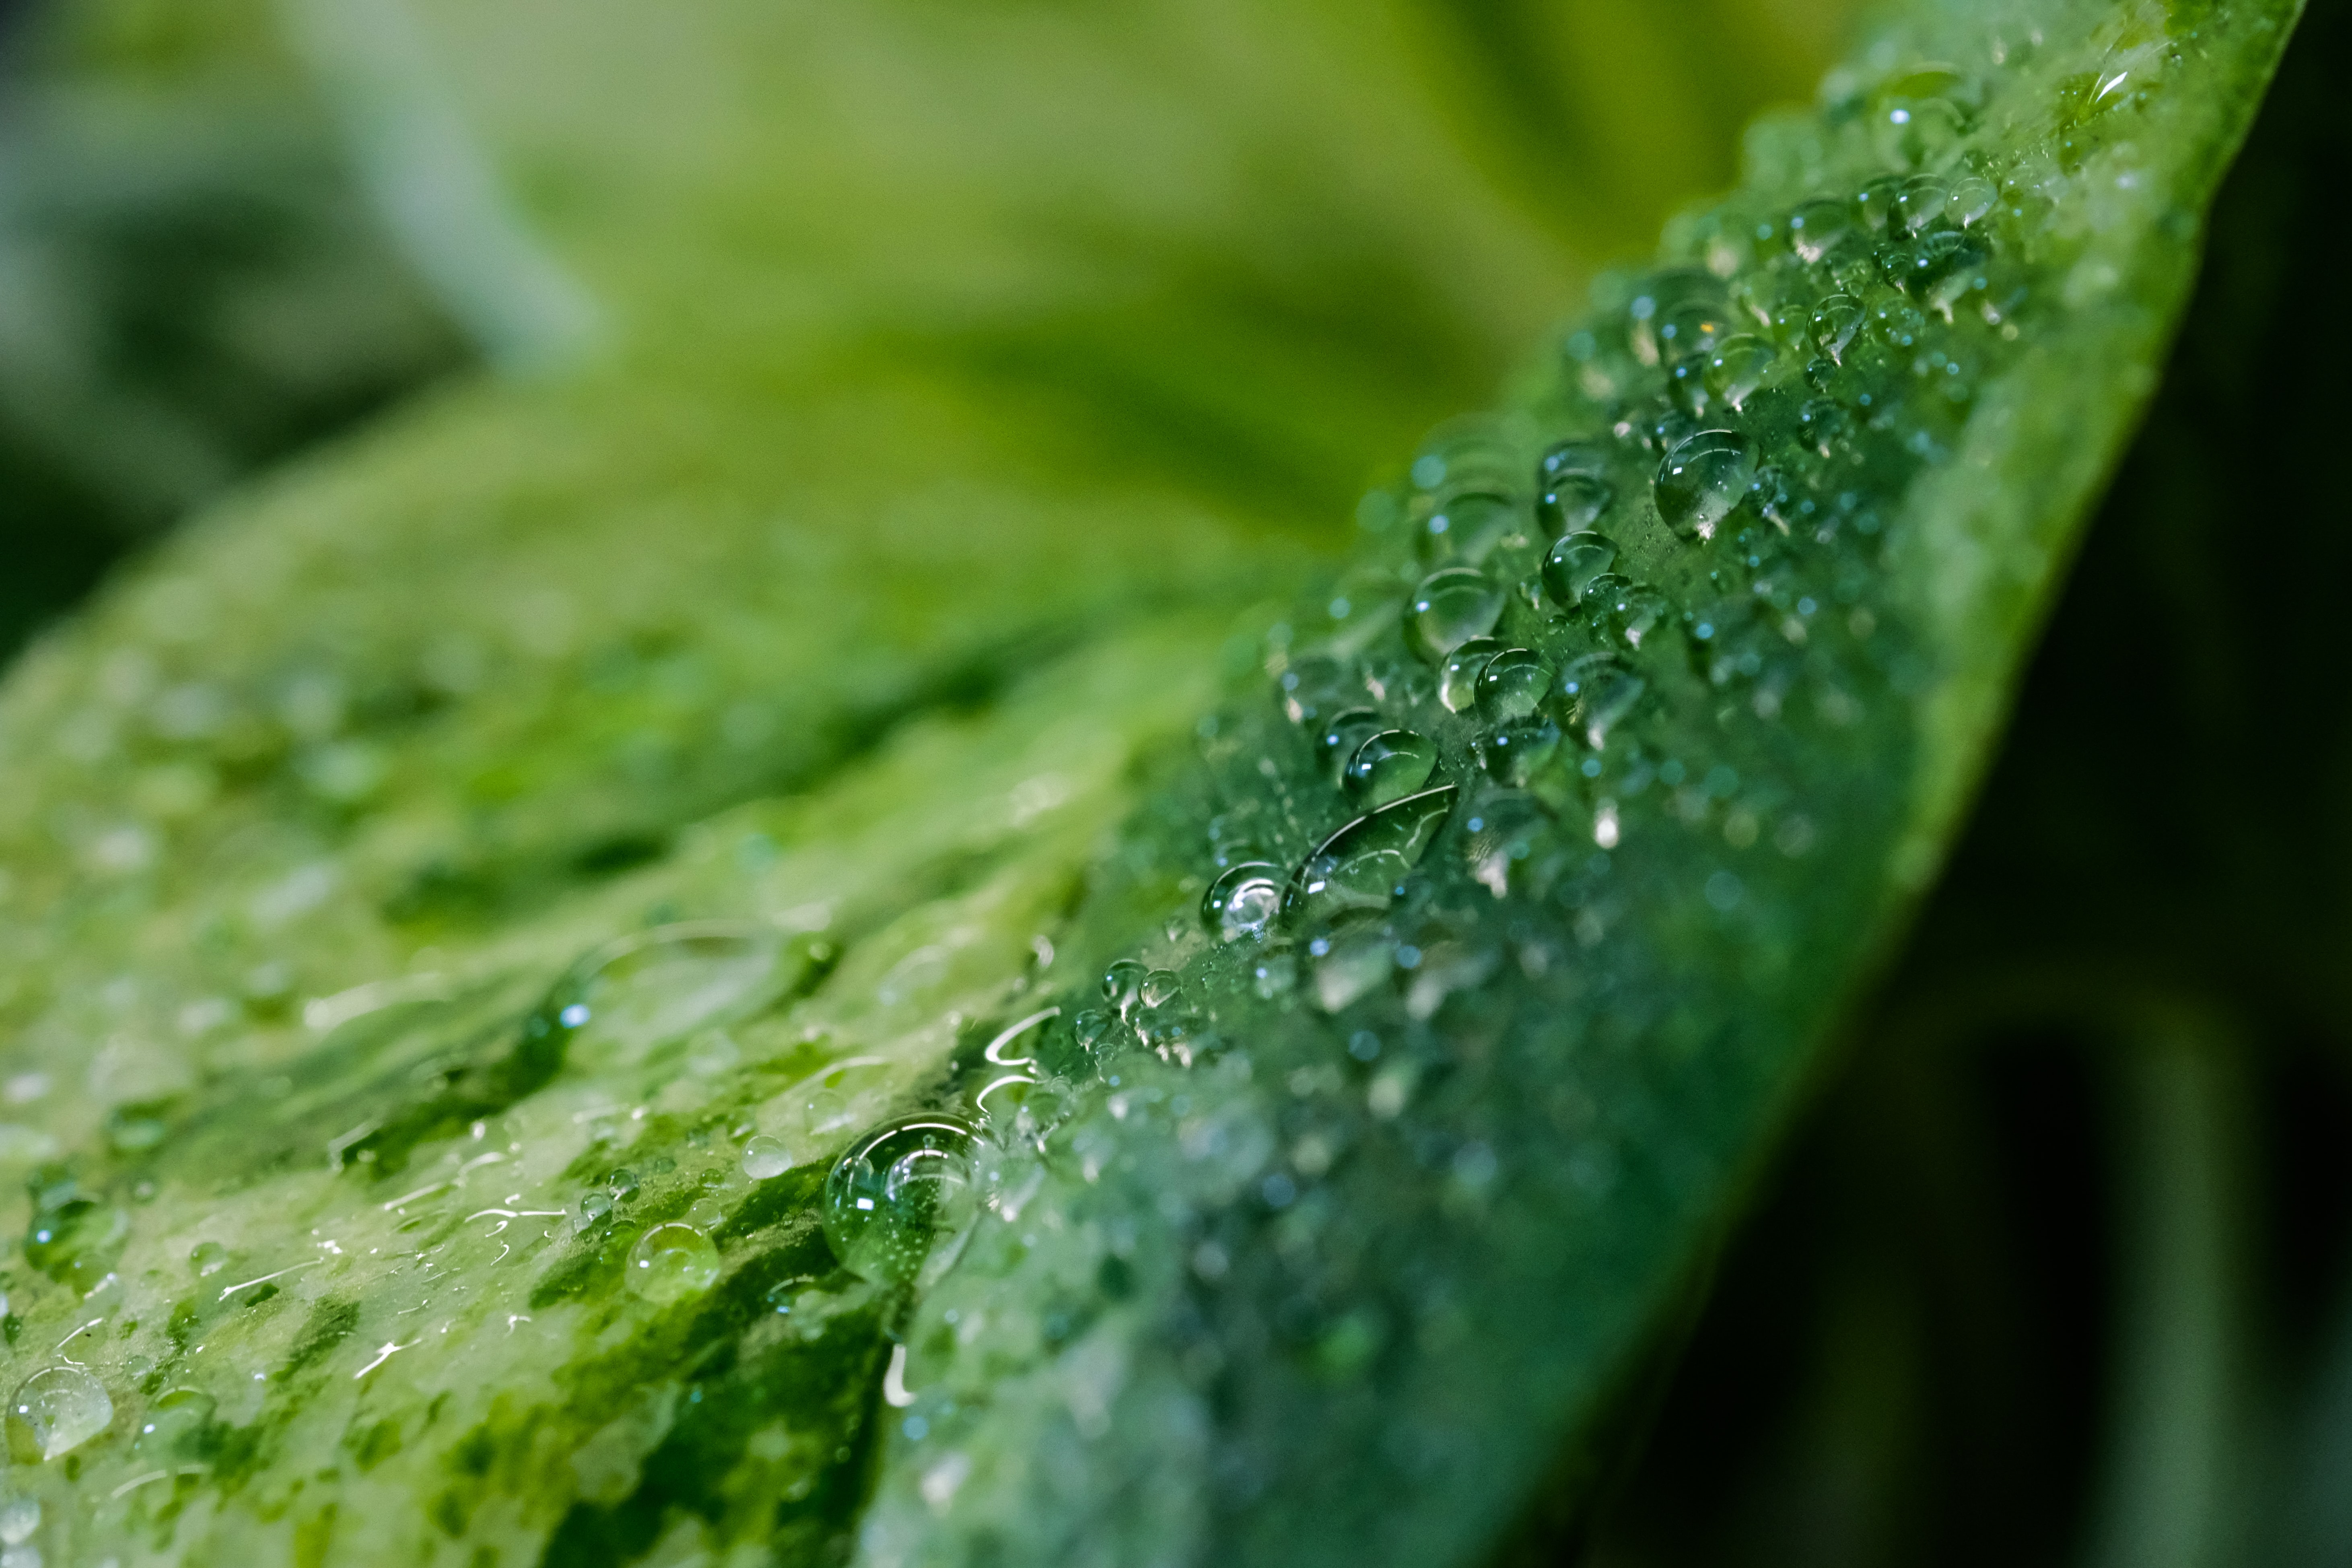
(1571, 1), (2352, 1562)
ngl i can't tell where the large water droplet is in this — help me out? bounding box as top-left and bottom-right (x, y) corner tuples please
(1810, 294), (1865, 363)
(1405, 569), (1504, 663)
(1417, 489), (1518, 565)
(1552, 653), (1648, 748)
(742, 1136), (793, 1180)
(1343, 729), (1439, 808)
(1315, 709), (1387, 785)
(1475, 649), (1551, 724)
(1655, 430), (1757, 542)
(1438, 638), (1503, 713)
(1203, 862), (1284, 942)
(822, 1115), (980, 1287)
(535, 922), (805, 1075)
(1892, 173), (1950, 236)
(5, 1368), (111, 1462)
(628, 1223), (721, 1304)
(1285, 786), (1458, 929)
(1704, 336), (1777, 412)
(1535, 471), (1613, 536)
(1786, 198), (1853, 263)
(1541, 531), (1619, 609)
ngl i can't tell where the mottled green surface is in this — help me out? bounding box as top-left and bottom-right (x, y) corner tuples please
(0, 0), (2295, 1564)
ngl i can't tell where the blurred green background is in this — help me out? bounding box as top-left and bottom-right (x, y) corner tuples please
(4, 0), (2346, 1564)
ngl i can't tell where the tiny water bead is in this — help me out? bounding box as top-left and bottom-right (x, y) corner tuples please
(1786, 198), (1853, 263)
(531, 921), (804, 1074)
(1315, 709), (1387, 785)
(1405, 569), (1504, 663)
(1285, 785), (1458, 929)
(1655, 430), (1757, 542)
(1203, 861), (1285, 942)
(1439, 637), (1504, 713)
(1474, 649), (1550, 725)
(627, 1223), (722, 1304)
(1552, 653), (1648, 749)
(822, 1115), (980, 1287)
(742, 1135), (793, 1180)
(1343, 729), (1439, 808)
(5, 1367), (112, 1462)
(1541, 531), (1619, 609)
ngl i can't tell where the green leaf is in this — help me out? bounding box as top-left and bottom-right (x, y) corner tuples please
(0, 0), (2296, 1565)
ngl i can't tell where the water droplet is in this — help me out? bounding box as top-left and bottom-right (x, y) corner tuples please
(1854, 174), (1904, 233)
(187, 1240), (229, 1277)
(5, 1368), (111, 1462)
(23, 1197), (128, 1290)
(1892, 174), (1950, 236)
(1552, 653), (1647, 748)
(822, 1115), (980, 1286)
(0, 1497), (37, 1546)
(1411, 421), (1520, 495)
(1101, 959), (1148, 1017)
(791, 1056), (896, 1142)
(742, 1136), (793, 1180)
(1475, 649), (1551, 724)
(1276, 654), (1353, 727)
(1314, 709), (1387, 785)
(1950, 173), (1998, 226)
(1655, 430), (1757, 542)
(627, 1223), (721, 1304)
(534, 923), (803, 1074)
(1535, 471), (1613, 535)
(1798, 398), (1855, 457)
(1343, 730), (1439, 808)
(1704, 336), (1777, 412)
(1536, 439), (1611, 490)
(1603, 584), (1674, 650)
(1786, 198), (1853, 263)
(1405, 569), (1504, 663)
(1204, 862), (1284, 942)
(573, 1191), (614, 1233)
(1810, 294), (1865, 362)
(1417, 489), (1518, 564)
(1541, 531), (1619, 609)
(1141, 969), (1182, 1009)
(1477, 723), (1560, 786)
(1285, 786), (1458, 929)
(1438, 637), (1504, 713)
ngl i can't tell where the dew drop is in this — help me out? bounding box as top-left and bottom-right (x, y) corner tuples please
(1950, 173), (1998, 226)
(1655, 430), (1757, 542)
(1892, 173), (1950, 236)
(1475, 649), (1551, 725)
(1285, 786), (1458, 929)
(1477, 723), (1560, 786)
(1438, 637), (1504, 714)
(627, 1223), (721, 1304)
(1101, 959), (1149, 1017)
(1541, 531), (1619, 609)
(1606, 585), (1675, 650)
(821, 1115), (980, 1287)
(1343, 729), (1439, 808)
(5, 1367), (111, 1462)
(23, 1197), (128, 1290)
(1786, 198), (1853, 263)
(1417, 488), (1518, 564)
(1810, 294), (1865, 362)
(0, 1495), (36, 1545)
(791, 1055), (896, 1142)
(1314, 709), (1387, 785)
(1552, 653), (1648, 749)
(1654, 297), (1734, 366)
(742, 1135), (793, 1181)
(1535, 472), (1613, 535)
(1703, 336), (1777, 412)
(1854, 174), (1904, 233)
(1405, 569), (1504, 663)
(187, 1240), (229, 1277)
(1276, 654), (1352, 727)
(1203, 862), (1285, 942)
(532, 922), (804, 1075)
(1535, 438), (1611, 490)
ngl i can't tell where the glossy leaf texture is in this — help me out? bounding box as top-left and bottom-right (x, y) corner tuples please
(0, 0), (2296, 1567)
